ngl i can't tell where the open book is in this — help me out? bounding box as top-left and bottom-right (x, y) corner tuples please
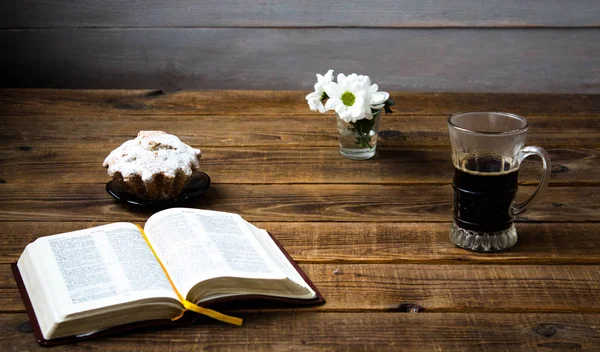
(14, 208), (324, 345)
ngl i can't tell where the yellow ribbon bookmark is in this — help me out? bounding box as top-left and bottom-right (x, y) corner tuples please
(136, 225), (243, 326)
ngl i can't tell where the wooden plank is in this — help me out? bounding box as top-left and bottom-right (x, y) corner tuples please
(0, 146), (597, 186)
(2, 90), (600, 117)
(254, 222), (600, 265)
(2, 114), (599, 148)
(2, 29), (599, 93)
(0, 184), (597, 222)
(2, 263), (600, 313)
(0, 312), (598, 351)
(2, 1), (600, 28)
(2, 110), (599, 148)
(310, 264), (600, 313)
(2, 222), (600, 265)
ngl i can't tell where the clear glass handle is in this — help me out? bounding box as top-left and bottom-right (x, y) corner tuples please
(510, 146), (551, 216)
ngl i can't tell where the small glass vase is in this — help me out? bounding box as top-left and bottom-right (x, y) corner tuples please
(336, 109), (382, 160)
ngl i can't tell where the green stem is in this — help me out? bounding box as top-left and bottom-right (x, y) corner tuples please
(349, 110), (380, 149)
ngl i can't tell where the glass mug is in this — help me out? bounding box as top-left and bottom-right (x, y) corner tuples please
(447, 112), (551, 251)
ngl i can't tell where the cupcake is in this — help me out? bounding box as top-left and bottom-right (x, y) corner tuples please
(103, 131), (202, 201)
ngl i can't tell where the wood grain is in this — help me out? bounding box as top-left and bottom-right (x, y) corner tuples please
(261, 222), (600, 264)
(4, 222), (600, 266)
(0, 184), (597, 223)
(3, 89), (600, 116)
(3, 115), (600, 148)
(2, 263), (600, 313)
(2, 222), (600, 265)
(1, 146), (598, 185)
(2, 0), (599, 28)
(0, 312), (598, 351)
(2, 90), (599, 149)
(2, 29), (599, 92)
(1, 89), (599, 349)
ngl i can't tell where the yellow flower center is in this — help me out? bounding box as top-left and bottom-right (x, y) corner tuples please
(341, 91), (356, 106)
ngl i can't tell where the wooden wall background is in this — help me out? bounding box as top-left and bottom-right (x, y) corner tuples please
(0, 0), (599, 92)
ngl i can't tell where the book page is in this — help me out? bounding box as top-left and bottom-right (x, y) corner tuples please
(144, 208), (285, 295)
(244, 220), (316, 297)
(24, 223), (179, 317)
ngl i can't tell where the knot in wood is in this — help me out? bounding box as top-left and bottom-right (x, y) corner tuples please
(397, 303), (423, 313)
(551, 165), (569, 174)
(534, 324), (557, 337)
(146, 90), (165, 97)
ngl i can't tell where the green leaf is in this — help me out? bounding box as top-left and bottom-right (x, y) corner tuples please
(384, 99), (395, 114)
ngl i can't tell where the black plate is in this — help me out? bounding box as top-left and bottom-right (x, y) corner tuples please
(106, 172), (211, 207)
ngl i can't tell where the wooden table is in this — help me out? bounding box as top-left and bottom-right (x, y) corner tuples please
(1, 90), (599, 350)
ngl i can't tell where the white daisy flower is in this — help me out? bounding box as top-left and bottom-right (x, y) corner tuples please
(305, 69), (334, 113)
(370, 90), (390, 110)
(358, 75), (389, 111)
(349, 75), (389, 118)
(323, 73), (369, 123)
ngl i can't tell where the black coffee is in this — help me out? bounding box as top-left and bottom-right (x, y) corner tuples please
(453, 160), (519, 232)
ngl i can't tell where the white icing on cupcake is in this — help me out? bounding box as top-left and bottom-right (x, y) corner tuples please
(102, 131), (201, 181)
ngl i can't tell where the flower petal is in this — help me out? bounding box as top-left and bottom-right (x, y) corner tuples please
(339, 109), (352, 122)
(350, 106), (364, 119)
(305, 91), (319, 100)
(354, 90), (367, 99)
(362, 75), (371, 86)
(335, 103), (347, 114)
(307, 98), (320, 112)
(325, 97), (342, 111)
(324, 69), (334, 80)
(371, 91), (389, 105)
(317, 102), (326, 113)
(337, 73), (347, 86)
(324, 82), (343, 99)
